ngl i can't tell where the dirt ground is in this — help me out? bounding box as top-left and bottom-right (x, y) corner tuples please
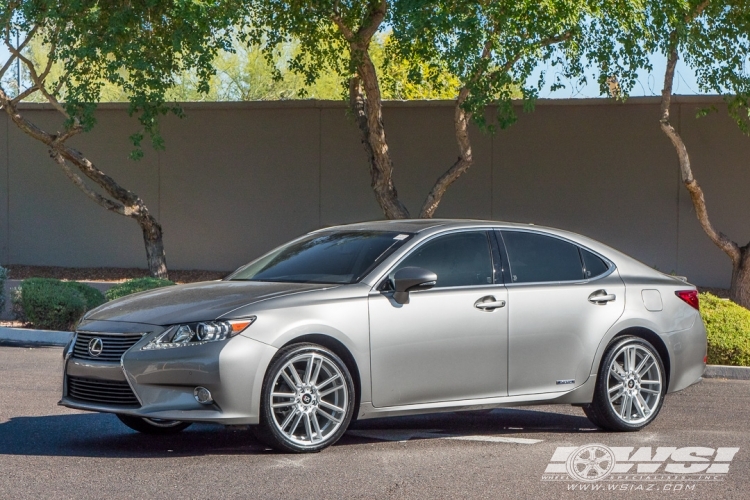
(3, 265), (229, 283)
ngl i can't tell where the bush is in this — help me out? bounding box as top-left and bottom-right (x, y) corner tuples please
(17, 278), (105, 331)
(0, 266), (7, 313)
(105, 277), (175, 301)
(700, 292), (750, 367)
(66, 281), (106, 310)
(10, 287), (25, 322)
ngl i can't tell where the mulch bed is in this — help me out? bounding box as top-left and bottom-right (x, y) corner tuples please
(3, 265), (229, 284)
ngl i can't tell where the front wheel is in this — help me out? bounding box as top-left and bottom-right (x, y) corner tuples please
(117, 414), (192, 435)
(584, 336), (666, 432)
(254, 343), (355, 453)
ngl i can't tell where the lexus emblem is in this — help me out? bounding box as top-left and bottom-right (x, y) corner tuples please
(88, 338), (104, 357)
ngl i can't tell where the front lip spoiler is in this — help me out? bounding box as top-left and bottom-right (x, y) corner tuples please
(58, 397), (250, 424)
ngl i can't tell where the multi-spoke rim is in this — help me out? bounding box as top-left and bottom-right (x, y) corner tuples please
(607, 343), (662, 425)
(269, 352), (348, 446)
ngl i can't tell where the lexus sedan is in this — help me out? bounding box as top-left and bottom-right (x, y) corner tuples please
(60, 220), (707, 452)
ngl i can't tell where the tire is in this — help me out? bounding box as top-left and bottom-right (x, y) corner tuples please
(117, 414), (192, 435)
(254, 343), (355, 453)
(581, 404), (605, 428)
(587, 336), (667, 432)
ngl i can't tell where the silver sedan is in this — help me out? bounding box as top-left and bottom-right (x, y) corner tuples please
(60, 220), (707, 452)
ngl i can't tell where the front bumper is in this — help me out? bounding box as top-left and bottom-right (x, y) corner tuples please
(60, 320), (277, 425)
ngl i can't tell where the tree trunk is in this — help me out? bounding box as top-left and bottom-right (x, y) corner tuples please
(658, 39), (750, 307)
(0, 89), (169, 279)
(349, 55), (410, 219)
(420, 87), (473, 218)
(139, 215), (169, 279)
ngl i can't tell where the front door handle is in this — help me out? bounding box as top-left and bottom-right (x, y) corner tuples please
(589, 289), (616, 304)
(474, 296), (506, 311)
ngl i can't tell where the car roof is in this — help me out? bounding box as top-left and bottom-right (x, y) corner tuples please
(318, 219), (535, 233)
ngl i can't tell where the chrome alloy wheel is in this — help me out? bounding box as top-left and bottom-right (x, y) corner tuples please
(269, 352), (348, 446)
(607, 344), (663, 424)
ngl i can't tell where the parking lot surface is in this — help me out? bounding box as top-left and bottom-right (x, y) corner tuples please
(0, 346), (747, 499)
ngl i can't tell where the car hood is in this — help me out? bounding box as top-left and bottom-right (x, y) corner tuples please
(85, 281), (336, 326)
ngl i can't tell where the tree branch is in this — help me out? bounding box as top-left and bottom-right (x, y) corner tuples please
(0, 89), (140, 210)
(0, 25), (37, 79)
(49, 150), (127, 215)
(659, 31), (741, 264)
(6, 34), (68, 116)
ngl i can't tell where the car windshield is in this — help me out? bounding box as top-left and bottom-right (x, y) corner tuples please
(228, 231), (414, 284)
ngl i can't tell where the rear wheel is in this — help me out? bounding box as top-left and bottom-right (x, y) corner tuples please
(585, 336), (666, 431)
(117, 414), (191, 435)
(254, 343), (355, 453)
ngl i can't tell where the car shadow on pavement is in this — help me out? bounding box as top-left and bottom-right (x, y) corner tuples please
(0, 406), (598, 457)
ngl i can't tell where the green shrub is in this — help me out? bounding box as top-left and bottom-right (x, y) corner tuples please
(19, 278), (87, 331)
(66, 281), (106, 310)
(700, 292), (750, 367)
(105, 277), (175, 301)
(10, 287), (25, 322)
(0, 265), (7, 313)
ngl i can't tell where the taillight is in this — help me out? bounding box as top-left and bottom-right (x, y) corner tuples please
(675, 290), (699, 310)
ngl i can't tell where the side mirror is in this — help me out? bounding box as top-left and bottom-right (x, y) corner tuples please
(392, 266), (437, 304)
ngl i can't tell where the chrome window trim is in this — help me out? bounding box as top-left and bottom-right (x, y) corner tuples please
(497, 228), (617, 286)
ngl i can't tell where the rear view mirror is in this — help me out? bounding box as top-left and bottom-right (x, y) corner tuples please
(392, 267), (437, 304)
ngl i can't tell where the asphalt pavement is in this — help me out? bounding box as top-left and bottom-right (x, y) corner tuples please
(1, 346), (747, 499)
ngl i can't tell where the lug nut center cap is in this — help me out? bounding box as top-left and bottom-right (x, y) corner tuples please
(301, 393), (313, 405)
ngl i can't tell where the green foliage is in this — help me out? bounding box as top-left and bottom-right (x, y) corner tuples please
(17, 278), (103, 331)
(700, 292), (750, 367)
(105, 277), (175, 301)
(388, 1), (582, 131)
(596, 1), (750, 131)
(0, 266), (7, 313)
(66, 281), (106, 310)
(2, 1), (245, 155)
(244, 1), (459, 102)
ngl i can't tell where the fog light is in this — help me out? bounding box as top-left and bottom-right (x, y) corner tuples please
(194, 386), (213, 405)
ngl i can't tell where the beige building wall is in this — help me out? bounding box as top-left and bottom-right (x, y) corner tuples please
(0, 97), (745, 288)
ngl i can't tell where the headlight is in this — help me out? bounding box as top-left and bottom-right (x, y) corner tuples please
(142, 317), (256, 350)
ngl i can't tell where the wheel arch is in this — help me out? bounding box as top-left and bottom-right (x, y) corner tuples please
(280, 334), (362, 420)
(609, 327), (671, 391)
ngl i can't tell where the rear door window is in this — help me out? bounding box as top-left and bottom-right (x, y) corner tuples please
(501, 231), (584, 283)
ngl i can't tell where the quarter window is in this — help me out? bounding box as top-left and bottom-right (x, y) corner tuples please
(581, 249), (609, 278)
(392, 232), (494, 288)
(501, 231), (584, 283)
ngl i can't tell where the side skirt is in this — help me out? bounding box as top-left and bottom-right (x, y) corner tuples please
(356, 375), (597, 420)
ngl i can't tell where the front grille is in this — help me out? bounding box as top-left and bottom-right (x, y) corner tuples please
(67, 376), (140, 407)
(73, 332), (144, 362)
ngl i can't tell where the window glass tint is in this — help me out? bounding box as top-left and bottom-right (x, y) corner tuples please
(229, 231), (412, 284)
(581, 249), (609, 278)
(502, 231), (583, 283)
(392, 232), (493, 288)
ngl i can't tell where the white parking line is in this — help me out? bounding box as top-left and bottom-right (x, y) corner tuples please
(443, 435), (543, 444)
(347, 429), (542, 444)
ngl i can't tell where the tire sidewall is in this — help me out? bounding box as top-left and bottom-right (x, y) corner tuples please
(595, 336), (666, 431)
(259, 343), (356, 453)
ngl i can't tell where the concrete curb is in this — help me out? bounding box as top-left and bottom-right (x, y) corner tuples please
(0, 327), (72, 347)
(704, 364), (750, 380)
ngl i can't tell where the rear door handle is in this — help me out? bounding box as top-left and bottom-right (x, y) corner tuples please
(589, 290), (616, 304)
(474, 296), (506, 311)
